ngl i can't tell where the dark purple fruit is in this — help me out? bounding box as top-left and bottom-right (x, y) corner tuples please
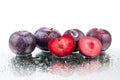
(9, 31), (36, 55)
(34, 27), (61, 51)
(87, 28), (112, 51)
(64, 29), (85, 51)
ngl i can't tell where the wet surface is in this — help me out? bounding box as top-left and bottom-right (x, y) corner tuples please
(10, 51), (110, 76)
(0, 49), (120, 80)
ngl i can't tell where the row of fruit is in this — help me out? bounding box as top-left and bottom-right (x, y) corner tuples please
(9, 27), (112, 58)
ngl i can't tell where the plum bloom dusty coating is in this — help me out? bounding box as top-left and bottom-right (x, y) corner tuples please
(9, 31), (36, 55)
(87, 28), (112, 51)
(34, 27), (61, 51)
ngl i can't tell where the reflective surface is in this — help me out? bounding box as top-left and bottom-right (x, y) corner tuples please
(0, 49), (119, 80)
(1, 0), (120, 80)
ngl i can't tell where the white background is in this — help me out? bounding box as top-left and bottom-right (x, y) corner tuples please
(0, 0), (120, 80)
(0, 0), (120, 50)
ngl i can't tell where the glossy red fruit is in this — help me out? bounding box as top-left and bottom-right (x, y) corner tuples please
(64, 29), (85, 51)
(9, 31), (36, 55)
(48, 35), (75, 57)
(78, 36), (102, 58)
(87, 28), (112, 51)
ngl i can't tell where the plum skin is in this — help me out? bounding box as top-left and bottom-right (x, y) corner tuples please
(9, 31), (36, 55)
(87, 28), (112, 51)
(34, 27), (61, 51)
(64, 29), (85, 51)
